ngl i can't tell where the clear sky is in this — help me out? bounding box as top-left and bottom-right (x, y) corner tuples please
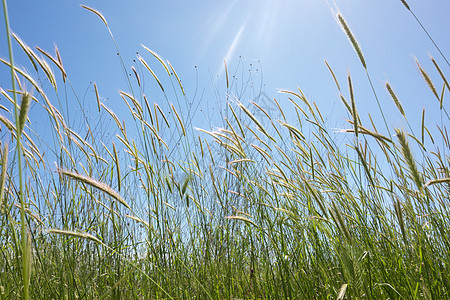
(1, 0), (449, 147)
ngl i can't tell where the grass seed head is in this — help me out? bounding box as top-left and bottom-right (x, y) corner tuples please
(0, 144), (8, 208)
(386, 82), (405, 117)
(416, 59), (439, 101)
(395, 129), (423, 190)
(18, 92), (32, 135)
(81, 5), (108, 27)
(337, 13), (366, 69)
(348, 73), (359, 138)
(400, 0), (411, 10)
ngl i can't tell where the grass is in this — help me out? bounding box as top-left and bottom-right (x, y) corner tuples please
(1, 1), (449, 299)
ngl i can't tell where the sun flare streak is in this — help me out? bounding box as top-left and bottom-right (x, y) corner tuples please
(218, 21), (247, 76)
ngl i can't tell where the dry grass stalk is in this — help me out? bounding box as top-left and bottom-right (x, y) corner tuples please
(171, 104), (186, 136)
(81, 5), (108, 27)
(12, 32), (57, 90)
(219, 140), (246, 158)
(121, 91), (143, 119)
(224, 215), (257, 227)
(167, 60), (185, 95)
(407, 133), (426, 152)
(237, 102), (274, 142)
(424, 177), (450, 188)
(223, 117), (245, 144)
(215, 128), (243, 151)
(137, 55), (164, 92)
(125, 214), (149, 228)
(141, 44), (170, 76)
(325, 60), (341, 91)
(94, 83), (101, 112)
(48, 228), (104, 245)
(155, 103), (170, 128)
(279, 89), (314, 116)
(0, 113), (15, 133)
(251, 101), (271, 120)
(57, 168), (131, 210)
(272, 97), (286, 121)
(228, 103), (246, 138)
(101, 102), (123, 132)
(54, 44), (66, 82)
(143, 95), (154, 125)
(339, 125), (392, 145)
(0, 58), (60, 132)
(36, 46), (66, 81)
(0, 58), (37, 91)
(131, 66), (141, 87)
(278, 121), (305, 141)
(251, 144), (271, 164)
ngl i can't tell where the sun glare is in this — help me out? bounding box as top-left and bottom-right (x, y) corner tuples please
(199, 0), (300, 75)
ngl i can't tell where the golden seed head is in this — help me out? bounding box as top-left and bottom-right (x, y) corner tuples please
(18, 92), (32, 134)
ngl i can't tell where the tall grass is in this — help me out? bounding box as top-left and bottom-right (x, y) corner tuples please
(1, 2), (449, 299)
(2, 1), (31, 299)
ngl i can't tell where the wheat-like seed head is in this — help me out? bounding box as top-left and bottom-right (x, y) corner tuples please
(48, 228), (104, 245)
(325, 60), (341, 91)
(171, 104), (186, 136)
(36, 46), (66, 82)
(167, 60), (185, 96)
(112, 142), (121, 192)
(337, 13), (366, 69)
(125, 214), (149, 228)
(330, 202), (352, 244)
(416, 59), (439, 101)
(18, 92), (32, 135)
(393, 198), (407, 244)
(386, 82), (405, 117)
(348, 73), (359, 138)
(138, 55), (164, 92)
(0, 144), (8, 210)
(424, 177), (450, 188)
(57, 168), (131, 210)
(94, 83), (101, 113)
(224, 215), (257, 227)
(141, 44), (170, 76)
(81, 5), (108, 27)
(395, 129), (422, 190)
(430, 57), (449, 91)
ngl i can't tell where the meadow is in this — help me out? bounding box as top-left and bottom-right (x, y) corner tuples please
(1, 1), (449, 299)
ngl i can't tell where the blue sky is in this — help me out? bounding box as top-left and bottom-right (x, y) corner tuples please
(1, 0), (449, 146)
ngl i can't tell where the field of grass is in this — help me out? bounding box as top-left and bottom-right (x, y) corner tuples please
(1, 1), (449, 299)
